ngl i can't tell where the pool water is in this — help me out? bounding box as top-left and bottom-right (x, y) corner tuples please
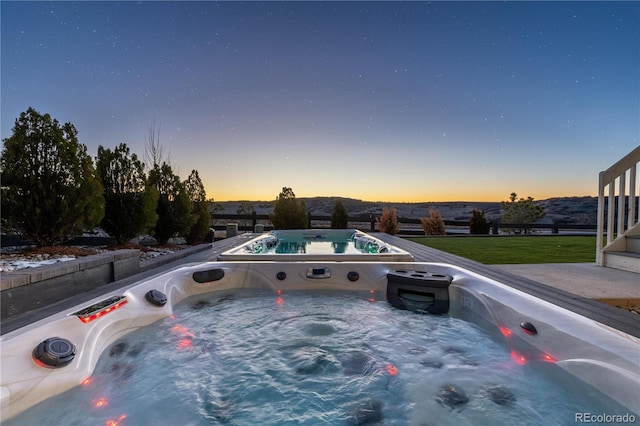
(253, 230), (389, 255)
(273, 239), (380, 255)
(218, 230), (414, 261)
(7, 291), (631, 425)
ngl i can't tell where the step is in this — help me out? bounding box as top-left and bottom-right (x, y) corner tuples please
(627, 235), (640, 254)
(604, 251), (640, 274)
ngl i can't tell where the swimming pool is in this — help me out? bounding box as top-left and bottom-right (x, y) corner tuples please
(217, 229), (415, 261)
(1, 261), (638, 424)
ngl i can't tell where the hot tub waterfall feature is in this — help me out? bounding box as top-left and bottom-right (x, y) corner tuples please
(386, 270), (452, 314)
(1, 261), (638, 424)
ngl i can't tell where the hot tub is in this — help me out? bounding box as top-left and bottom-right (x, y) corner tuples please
(1, 261), (638, 424)
(217, 229), (415, 262)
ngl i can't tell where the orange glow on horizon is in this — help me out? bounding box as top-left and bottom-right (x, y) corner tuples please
(207, 186), (596, 203)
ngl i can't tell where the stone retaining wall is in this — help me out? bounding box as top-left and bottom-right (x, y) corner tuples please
(0, 245), (211, 320)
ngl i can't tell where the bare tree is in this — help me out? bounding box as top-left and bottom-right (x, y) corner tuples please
(144, 119), (170, 169)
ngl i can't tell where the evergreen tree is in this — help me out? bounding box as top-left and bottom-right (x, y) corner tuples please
(1, 108), (104, 246)
(148, 162), (194, 243)
(184, 169), (210, 244)
(270, 187), (308, 229)
(95, 143), (158, 244)
(501, 192), (546, 234)
(469, 209), (490, 234)
(330, 199), (349, 229)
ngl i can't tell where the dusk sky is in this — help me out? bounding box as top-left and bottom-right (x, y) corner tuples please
(2, 1), (638, 202)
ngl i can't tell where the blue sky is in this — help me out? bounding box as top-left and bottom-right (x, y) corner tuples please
(2, 1), (638, 202)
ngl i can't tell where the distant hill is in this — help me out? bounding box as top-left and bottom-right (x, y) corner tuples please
(214, 196), (598, 225)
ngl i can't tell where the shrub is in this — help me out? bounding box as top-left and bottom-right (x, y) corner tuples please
(270, 187), (308, 229)
(469, 209), (490, 234)
(187, 201), (211, 244)
(420, 208), (446, 235)
(331, 200), (349, 229)
(376, 207), (400, 235)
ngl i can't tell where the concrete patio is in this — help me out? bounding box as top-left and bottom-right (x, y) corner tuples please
(493, 262), (639, 303)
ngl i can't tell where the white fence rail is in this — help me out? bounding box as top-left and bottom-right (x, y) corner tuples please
(596, 145), (640, 265)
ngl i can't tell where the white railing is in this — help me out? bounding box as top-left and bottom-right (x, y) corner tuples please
(596, 145), (640, 265)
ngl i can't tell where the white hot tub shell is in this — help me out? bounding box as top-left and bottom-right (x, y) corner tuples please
(1, 261), (638, 422)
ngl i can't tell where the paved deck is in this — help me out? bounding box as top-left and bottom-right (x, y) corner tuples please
(492, 263), (639, 302)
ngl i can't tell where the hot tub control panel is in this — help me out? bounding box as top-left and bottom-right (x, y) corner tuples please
(306, 266), (331, 279)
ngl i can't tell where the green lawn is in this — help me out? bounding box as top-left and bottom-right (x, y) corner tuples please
(408, 235), (597, 264)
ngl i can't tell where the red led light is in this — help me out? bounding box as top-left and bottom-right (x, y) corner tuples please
(172, 324), (195, 350)
(276, 296), (284, 306)
(81, 377), (92, 386)
(178, 338), (193, 349)
(499, 326), (513, 337)
(542, 353), (557, 363)
(77, 299), (128, 323)
(510, 350), (527, 365)
(276, 289), (282, 295)
(105, 414), (127, 426)
(171, 325), (189, 334)
(369, 289), (375, 294)
(93, 397), (108, 408)
(368, 298), (375, 303)
(385, 363), (399, 376)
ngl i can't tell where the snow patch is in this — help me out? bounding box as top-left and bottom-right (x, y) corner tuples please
(1, 257), (76, 272)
